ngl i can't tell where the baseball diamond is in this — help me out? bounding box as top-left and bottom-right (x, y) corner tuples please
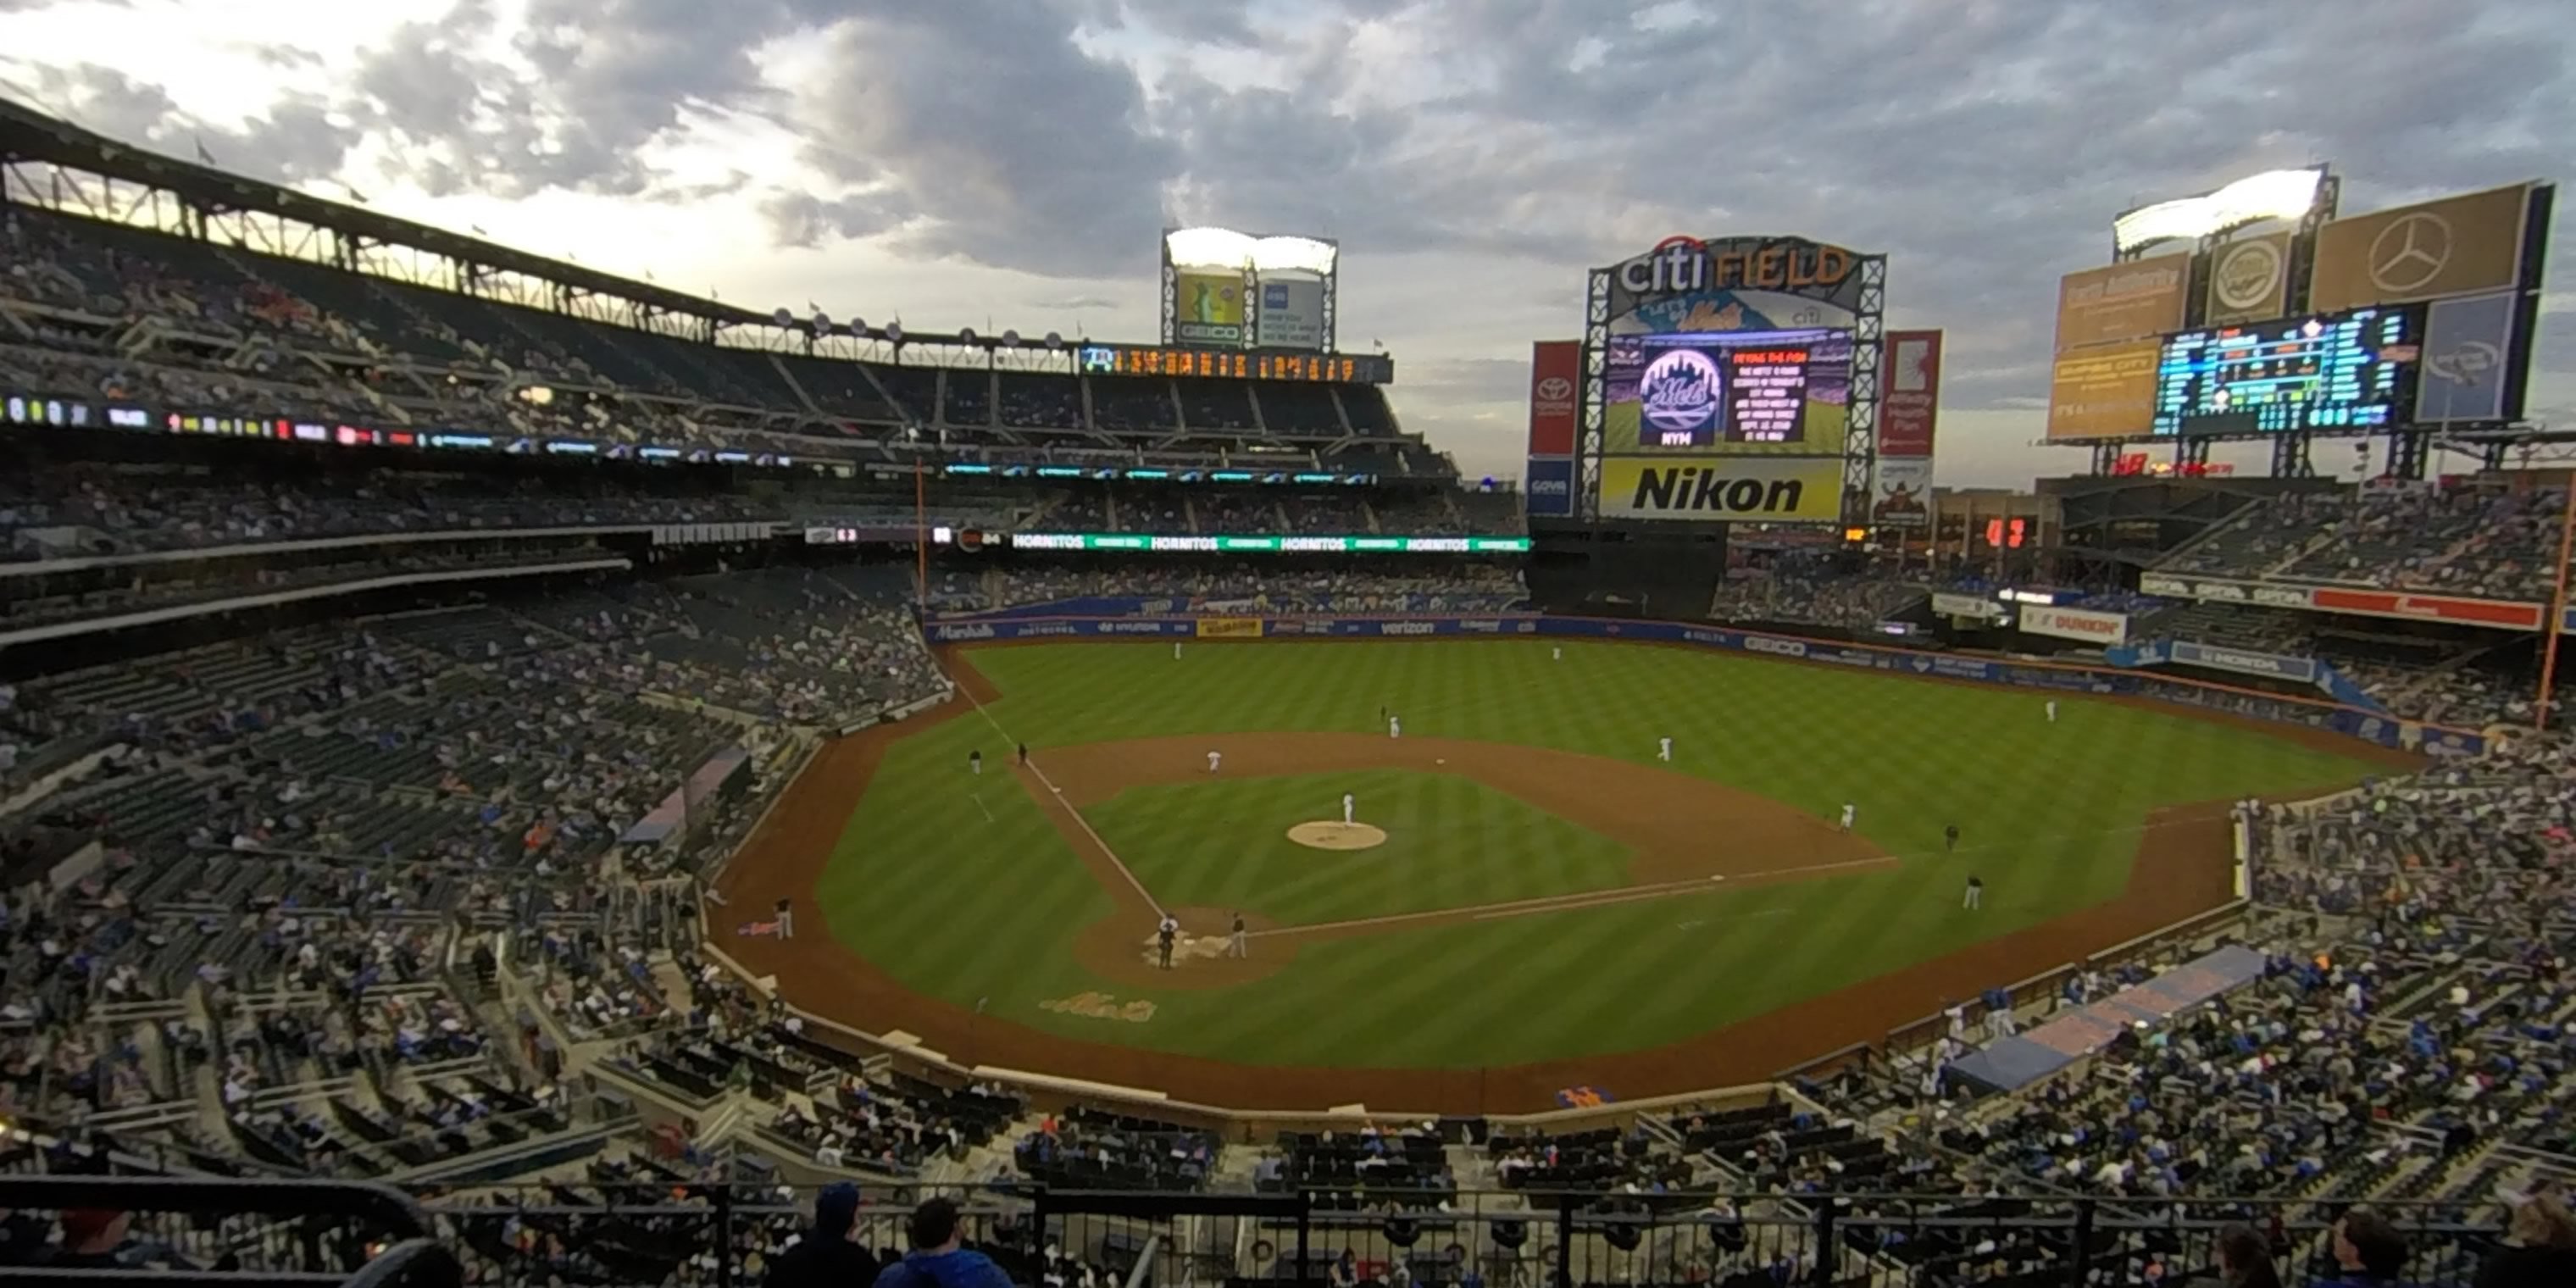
(714, 636), (2410, 1112)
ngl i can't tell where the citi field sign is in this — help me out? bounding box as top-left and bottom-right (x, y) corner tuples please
(1603, 235), (1875, 333)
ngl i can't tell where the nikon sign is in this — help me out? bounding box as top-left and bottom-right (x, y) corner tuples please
(1596, 457), (1843, 524)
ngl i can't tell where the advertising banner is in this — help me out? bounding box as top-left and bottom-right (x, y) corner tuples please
(2053, 253), (2190, 352)
(1599, 329), (1852, 455)
(1254, 278), (1326, 350)
(1174, 270), (1247, 345)
(1524, 457), (1576, 518)
(2046, 340), (2163, 439)
(1007, 533), (1532, 553)
(1595, 456), (1843, 524)
(1879, 330), (1942, 457)
(1933, 592), (2001, 619)
(2415, 290), (2517, 423)
(2311, 182), (2535, 312)
(2168, 641), (2319, 684)
(2203, 230), (2296, 325)
(2142, 572), (2546, 631)
(2018, 604), (2129, 647)
(1868, 457), (1933, 527)
(1601, 235), (1873, 335)
(1528, 340), (1581, 455)
(1196, 617), (1264, 640)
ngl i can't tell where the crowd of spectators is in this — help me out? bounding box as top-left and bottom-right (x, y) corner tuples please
(1709, 564), (1925, 628)
(2164, 484), (2571, 602)
(947, 562), (1526, 613)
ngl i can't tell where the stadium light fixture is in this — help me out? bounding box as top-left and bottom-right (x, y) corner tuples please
(1164, 226), (1339, 275)
(2113, 167), (2327, 253)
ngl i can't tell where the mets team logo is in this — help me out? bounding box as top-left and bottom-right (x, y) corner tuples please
(1638, 348), (1721, 438)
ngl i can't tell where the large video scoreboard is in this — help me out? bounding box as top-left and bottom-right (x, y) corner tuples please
(2150, 305), (2421, 436)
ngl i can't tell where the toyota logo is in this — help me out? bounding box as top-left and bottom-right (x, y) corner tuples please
(2368, 211), (2453, 293)
(1535, 376), (1574, 402)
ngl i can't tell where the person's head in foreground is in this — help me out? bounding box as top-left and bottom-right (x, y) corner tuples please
(2214, 1223), (2280, 1288)
(2328, 1207), (2406, 1283)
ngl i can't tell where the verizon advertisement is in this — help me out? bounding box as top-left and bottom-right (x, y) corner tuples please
(2018, 604), (2130, 647)
(1879, 329), (1942, 457)
(1528, 341), (1580, 455)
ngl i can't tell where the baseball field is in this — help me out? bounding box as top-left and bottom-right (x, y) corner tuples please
(717, 637), (2409, 1111)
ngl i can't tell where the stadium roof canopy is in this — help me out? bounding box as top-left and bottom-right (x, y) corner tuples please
(0, 97), (1047, 353)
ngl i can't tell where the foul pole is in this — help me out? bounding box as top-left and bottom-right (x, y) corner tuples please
(2535, 481), (2576, 730)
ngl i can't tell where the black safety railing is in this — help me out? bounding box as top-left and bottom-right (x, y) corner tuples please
(0, 1177), (2524, 1288)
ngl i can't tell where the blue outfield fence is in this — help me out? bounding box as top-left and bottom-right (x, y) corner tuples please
(919, 612), (2486, 757)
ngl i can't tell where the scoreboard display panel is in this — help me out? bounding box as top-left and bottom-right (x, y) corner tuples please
(2151, 306), (2422, 436)
(1074, 343), (1393, 384)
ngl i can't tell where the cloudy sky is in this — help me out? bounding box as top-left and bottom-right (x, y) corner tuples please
(2, 0), (2568, 486)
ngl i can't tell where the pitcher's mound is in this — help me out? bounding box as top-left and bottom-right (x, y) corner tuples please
(1289, 822), (1387, 851)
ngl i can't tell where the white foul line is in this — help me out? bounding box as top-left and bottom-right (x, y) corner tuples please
(949, 666), (1165, 918)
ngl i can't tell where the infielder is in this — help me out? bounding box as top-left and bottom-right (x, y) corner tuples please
(1229, 911), (1247, 958)
(1963, 875), (1984, 910)
(1342, 792), (1356, 825)
(1207, 749), (1222, 773)
(1840, 802), (1857, 831)
(969, 749), (982, 776)
(1388, 715), (1402, 739)
(1657, 736), (1672, 762)
(2046, 700), (2058, 723)
(1157, 914), (1179, 969)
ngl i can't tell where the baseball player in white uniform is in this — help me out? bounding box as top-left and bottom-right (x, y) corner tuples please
(2046, 700), (2058, 723)
(1840, 802), (1857, 831)
(1387, 715), (1401, 739)
(1657, 736), (1672, 762)
(1207, 750), (1222, 773)
(1552, 646), (1562, 661)
(1342, 793), (1356, 825)
(1174, 641), (1183, 660)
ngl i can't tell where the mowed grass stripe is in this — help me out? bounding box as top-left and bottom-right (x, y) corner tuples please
(806, 641), (2394, 1069)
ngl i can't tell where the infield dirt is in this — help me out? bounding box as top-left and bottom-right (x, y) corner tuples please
(710, 646), (2416, 1113)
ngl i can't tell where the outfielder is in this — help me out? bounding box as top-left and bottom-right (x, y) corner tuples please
(1963, 875), (1984, 910)
(2046, 700), (2058, 723)
(1552, 646), (1562, 661)
(1657, 736), (1672, 762)
(1840, 802), (1857, 831)
(1174, 641), (1183, 660)
(969, 749), (982, 776)
(1342, 792), (1356, 825)
(1388, 715), (1402, 739)
(1207, 749), (1222, 773)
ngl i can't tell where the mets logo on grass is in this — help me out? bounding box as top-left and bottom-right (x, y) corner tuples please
(1597, 456), (1842, 524)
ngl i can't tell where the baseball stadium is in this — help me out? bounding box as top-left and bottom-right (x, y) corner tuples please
(0, 84), (2569, 1288)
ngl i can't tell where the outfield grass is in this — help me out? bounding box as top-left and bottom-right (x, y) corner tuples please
(1086, 769), (1636, 924)
(816, 640), (2389, 1069)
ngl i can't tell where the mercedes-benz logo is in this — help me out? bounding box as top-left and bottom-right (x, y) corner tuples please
(2367, 211), (2452, 293)
(2212, 240), (2282, 311)
(1535, 376), (1574, 402)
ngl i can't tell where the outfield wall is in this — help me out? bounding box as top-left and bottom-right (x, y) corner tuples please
(921, 612), (2487, 756)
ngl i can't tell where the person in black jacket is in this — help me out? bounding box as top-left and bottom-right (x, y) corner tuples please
(765, 1183), (875, 1288)
(2479, 1190), (2576, 1288)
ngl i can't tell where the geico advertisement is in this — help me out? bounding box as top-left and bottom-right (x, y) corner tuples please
(1596, 456), (1842, 522)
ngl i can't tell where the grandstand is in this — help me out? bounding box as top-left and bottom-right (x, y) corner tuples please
(3, 74), (2574, 1288)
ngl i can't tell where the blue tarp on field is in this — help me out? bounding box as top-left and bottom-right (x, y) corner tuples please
(1947, 943), (2268, 1092)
